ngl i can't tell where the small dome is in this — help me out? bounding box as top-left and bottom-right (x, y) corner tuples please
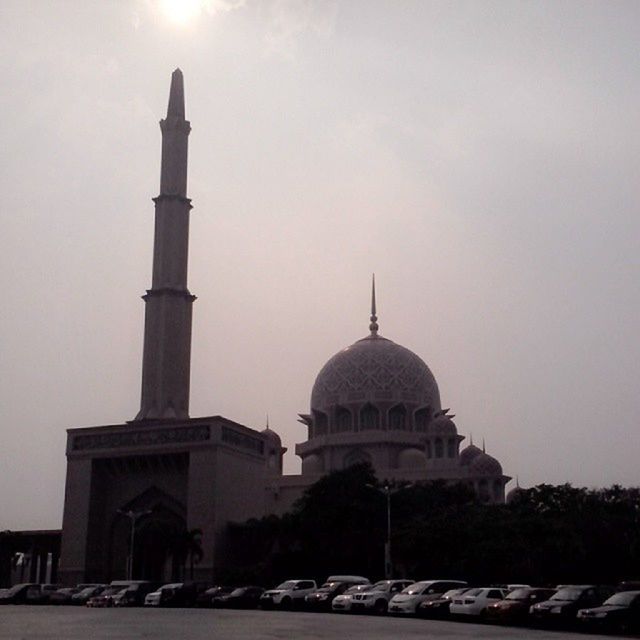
(459, 443), (483, 466)
(261, 427), (282, 448)
(311, 334), (441, 412)
(301, 454), (323, 474)
(506, 485), (525, 504)
(430, 411), (457, 435)
(398, 448), (427, 469)
(469, 452), (503, 476)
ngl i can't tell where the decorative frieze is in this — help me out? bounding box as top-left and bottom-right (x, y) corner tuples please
(72, 424), (210, 451)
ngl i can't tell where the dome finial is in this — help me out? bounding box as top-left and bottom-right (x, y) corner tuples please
(369, 273), (379, 336)
(482, 437), (486, 453)
(265, 413), (270, 430)
(470, 433), (473, 446)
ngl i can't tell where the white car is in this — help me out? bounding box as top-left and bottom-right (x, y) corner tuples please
(331, 584), (373, 613)
(388, 580), (468, 615)
(144, 583), (182, 606)
(450, 587), (507, 618)
(350, 580), (414, 614)
(259, 579), (317, 609)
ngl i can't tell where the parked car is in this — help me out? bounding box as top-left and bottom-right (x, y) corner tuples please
(388, 580), (468, 615)
(449, 587), (507, 619)
(195, 586), (233, 608)
(86, 586), (127, 607)
(350, 580), (414, 614)
(86, 580), (151, 607)
(145, 583), (187, 607)
(331, 584), (373, 613)
(25, 583), (62, 605)
(416, 587), (471, 618)
(112, 581), (157, 607)
(305, 582), (354, 611)
(577, 590), (640, 633)
(529, 585), (612, 626)
(49, 587), (81, 605)
(212, 586), (264, 609)
(486, 587), (557, 624)
(259, 580), (317, 609)
(0, 583), (38, 605)
(71, 585), (106, 606)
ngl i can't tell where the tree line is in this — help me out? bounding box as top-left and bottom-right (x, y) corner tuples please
(221, 463), (640, 587)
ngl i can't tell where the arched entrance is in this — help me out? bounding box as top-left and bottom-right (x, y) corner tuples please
(109, 487), (188, 583)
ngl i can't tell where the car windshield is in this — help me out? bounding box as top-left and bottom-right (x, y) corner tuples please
(275, 581), (297, 590)
(161, 584), (183, 591)
(551, 588), (584, 601)
(230, 588), (245, 596)
(344, 585), (368, 595)
(4, 584), (29, 596)
(401, 582), (429, 595)
(442, 588), (466, 599)
(368, 582), (390, 592)
(603, 592), (640, 607)
(320, 582), (340, 590)
(506, 588), (532, 600)
(78, 587), (97, 596)
(464, 588), (483, 597)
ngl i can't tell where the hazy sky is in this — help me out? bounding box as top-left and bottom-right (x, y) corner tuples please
(1, 0), (639, 530)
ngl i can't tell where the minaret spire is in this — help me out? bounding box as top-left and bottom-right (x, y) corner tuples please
(369, 273), (379, 336)
(135, 69), (195, 422)
(167, 68), (185, 118)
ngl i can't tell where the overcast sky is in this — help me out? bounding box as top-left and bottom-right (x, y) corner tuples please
(1, 0), (639, 530)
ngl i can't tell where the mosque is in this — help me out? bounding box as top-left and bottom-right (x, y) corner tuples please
(56, 70), (510, 586)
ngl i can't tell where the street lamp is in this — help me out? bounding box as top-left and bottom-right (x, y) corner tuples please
(117, 509), (152, 580)
(367, 483), (399, 579)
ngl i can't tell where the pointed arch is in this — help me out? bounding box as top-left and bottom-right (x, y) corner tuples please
(388, 404), (407, 430)
(359, 403), (380, 430)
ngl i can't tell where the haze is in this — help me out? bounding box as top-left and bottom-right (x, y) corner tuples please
(1, 0), (639, 530)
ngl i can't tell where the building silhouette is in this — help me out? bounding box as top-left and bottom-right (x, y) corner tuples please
(57, 71), (509, 585)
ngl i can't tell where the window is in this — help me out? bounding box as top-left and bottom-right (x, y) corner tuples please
(388, 404), (406, 430)
(360, 404), (379, 430)
(335, 407), (351, 432)
(313, 411), (328, 436)
(435, 438), (443, 458)
(425, 441), (432, 458)
(447, 438), (455, 457)
(414, 407), (430, 431)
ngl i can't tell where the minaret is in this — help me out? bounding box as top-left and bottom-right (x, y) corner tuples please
(134, 69), (195, 421)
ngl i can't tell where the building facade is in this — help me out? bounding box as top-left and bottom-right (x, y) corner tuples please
(58, 71), (510, 585)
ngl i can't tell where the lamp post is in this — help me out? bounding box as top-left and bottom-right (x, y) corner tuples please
(117, 509), (152, 580)
(367, 483), (397, 579)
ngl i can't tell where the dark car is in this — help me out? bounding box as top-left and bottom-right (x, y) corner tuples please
(112, 581), (157, 607)
(305, 582), (356, 612)
(529, 585), (612, 626)
(70, 585), (107, 606)
(196, 586), (233, 608)
(212, 586), (264, 609)
(486, 587), (557, 624)
(86, 581), (151, 607)
(25, 583), (62, 605)
(416, 587), (470, 618)
(0, 583), (39, 605)
(577, 590), (640, 633)
(49, 587), (81, 605)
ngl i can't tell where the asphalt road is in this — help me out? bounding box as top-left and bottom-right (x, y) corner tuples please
(0, 606), (615, 640)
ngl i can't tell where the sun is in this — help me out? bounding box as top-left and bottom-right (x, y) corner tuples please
(159, 0), (204, 27)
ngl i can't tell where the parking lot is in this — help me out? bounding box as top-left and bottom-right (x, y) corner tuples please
(0, 606), (616, 640)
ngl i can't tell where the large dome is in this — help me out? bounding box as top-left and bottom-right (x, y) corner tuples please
(311, 334), (441, 411)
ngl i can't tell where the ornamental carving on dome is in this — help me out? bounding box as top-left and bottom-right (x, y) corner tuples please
(311, 336), (441, 410)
